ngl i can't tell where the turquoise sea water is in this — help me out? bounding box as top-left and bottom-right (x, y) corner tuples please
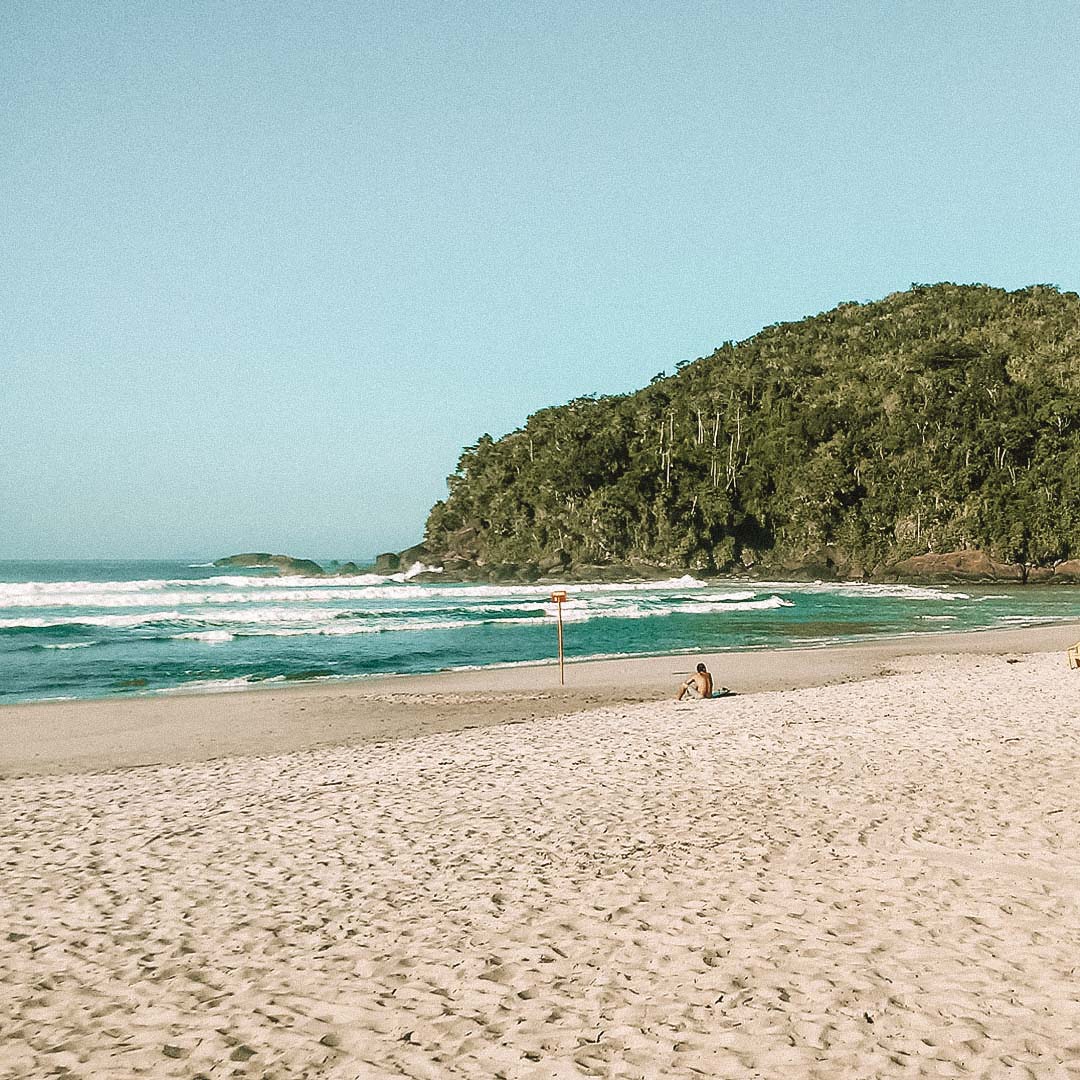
(1, 560), (1078, 704)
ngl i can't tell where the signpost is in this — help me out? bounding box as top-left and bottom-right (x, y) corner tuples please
(550, 590), (567, 684)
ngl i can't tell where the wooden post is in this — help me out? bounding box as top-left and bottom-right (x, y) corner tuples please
(550, 590), (567, 684)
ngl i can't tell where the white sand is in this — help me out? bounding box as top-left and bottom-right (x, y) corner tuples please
(1, 648), (1079, 1078)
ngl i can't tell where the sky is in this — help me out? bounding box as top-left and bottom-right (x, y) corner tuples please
(3, 0), (1079, 560)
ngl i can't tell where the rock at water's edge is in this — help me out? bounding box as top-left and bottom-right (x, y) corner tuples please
(1052, 559), (1080, 582)
(398, 544), (431, 568)
(884, 550), (1020, 582)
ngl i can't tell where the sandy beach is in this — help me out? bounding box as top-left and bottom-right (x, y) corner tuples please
(2, 624), (1079, 1078)
(3, 622), (1080, 779)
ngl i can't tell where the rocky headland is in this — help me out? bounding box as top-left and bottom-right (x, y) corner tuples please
(413, 285), (1080, 586)
(382, 541), (1080, 585)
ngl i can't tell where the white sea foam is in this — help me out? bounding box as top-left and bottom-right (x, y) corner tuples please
(683, 591), (758, 604)
(0, 573), (710, 608)
(255, 620), (476, 637)
(0, 606), (345, 630)
(993, 614), (1073, 623)
(158, 676), (275, 694)
(0, 611), (190, 629)
(150, 604), (671, 640)
(0, 591), (171, 609)
(0, 578), (167, 599)
(403, 561), (443, 580)
(672, 595), (795, 613)
(0, 574), (390, 606)
(751, 581), (972, 602)
(41, 641), (97, 649)
(188, 575), (336, 588)
(163, 606), (345, 626)
(256, 613), (575, 637)
(541, 595), (791, 620)
(0, 576), (275, 599)
(160, 673), (379, 695)
(0, 590), (798, 634)
(0, 587), (400, 609)
(542, 602), (652, 623)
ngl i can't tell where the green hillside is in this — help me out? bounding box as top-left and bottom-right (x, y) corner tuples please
(421, 284), (1080, 581)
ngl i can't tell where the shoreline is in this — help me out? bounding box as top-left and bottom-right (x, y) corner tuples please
(2, 620), (1078, 779)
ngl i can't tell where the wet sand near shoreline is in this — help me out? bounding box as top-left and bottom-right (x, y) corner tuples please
(1, 622), (1078, 778)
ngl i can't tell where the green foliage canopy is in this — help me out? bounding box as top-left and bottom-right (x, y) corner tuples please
(424, 284), (1080, 576)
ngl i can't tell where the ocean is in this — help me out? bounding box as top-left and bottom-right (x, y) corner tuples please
(1, 559), (1078, 705)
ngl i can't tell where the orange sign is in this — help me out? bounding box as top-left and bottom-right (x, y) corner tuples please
(550, 590), (567, 603)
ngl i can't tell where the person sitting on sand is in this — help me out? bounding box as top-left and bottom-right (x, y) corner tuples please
(677, 662), (713, 700)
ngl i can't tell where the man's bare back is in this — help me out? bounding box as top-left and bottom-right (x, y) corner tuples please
(677, 662), (713, 700)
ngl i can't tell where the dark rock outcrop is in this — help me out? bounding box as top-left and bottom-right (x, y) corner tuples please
(538, 549), (571, 574)
(883, 550), (1021, 583)
(397, 544), (433, 569)
(213, 553), (325, 576)
(1052, 559), (1080, 582)
(374, 552), (400, 573)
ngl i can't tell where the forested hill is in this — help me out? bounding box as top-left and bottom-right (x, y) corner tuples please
(420, 284), (1080, 582)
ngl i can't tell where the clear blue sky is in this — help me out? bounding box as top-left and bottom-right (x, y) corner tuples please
(3, 1), (1078, 559)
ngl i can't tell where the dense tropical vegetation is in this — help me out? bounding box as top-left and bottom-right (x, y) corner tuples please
(422, 284), (1080, 579)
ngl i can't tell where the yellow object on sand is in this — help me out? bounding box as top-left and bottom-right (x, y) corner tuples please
(1068, 642), (1080, 669)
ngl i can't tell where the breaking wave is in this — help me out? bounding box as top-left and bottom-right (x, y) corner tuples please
(173, 629), (236, 643)
(0, 574), (709, 609)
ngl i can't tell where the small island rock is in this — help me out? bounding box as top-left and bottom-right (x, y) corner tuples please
(213, 553), (325, 576)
